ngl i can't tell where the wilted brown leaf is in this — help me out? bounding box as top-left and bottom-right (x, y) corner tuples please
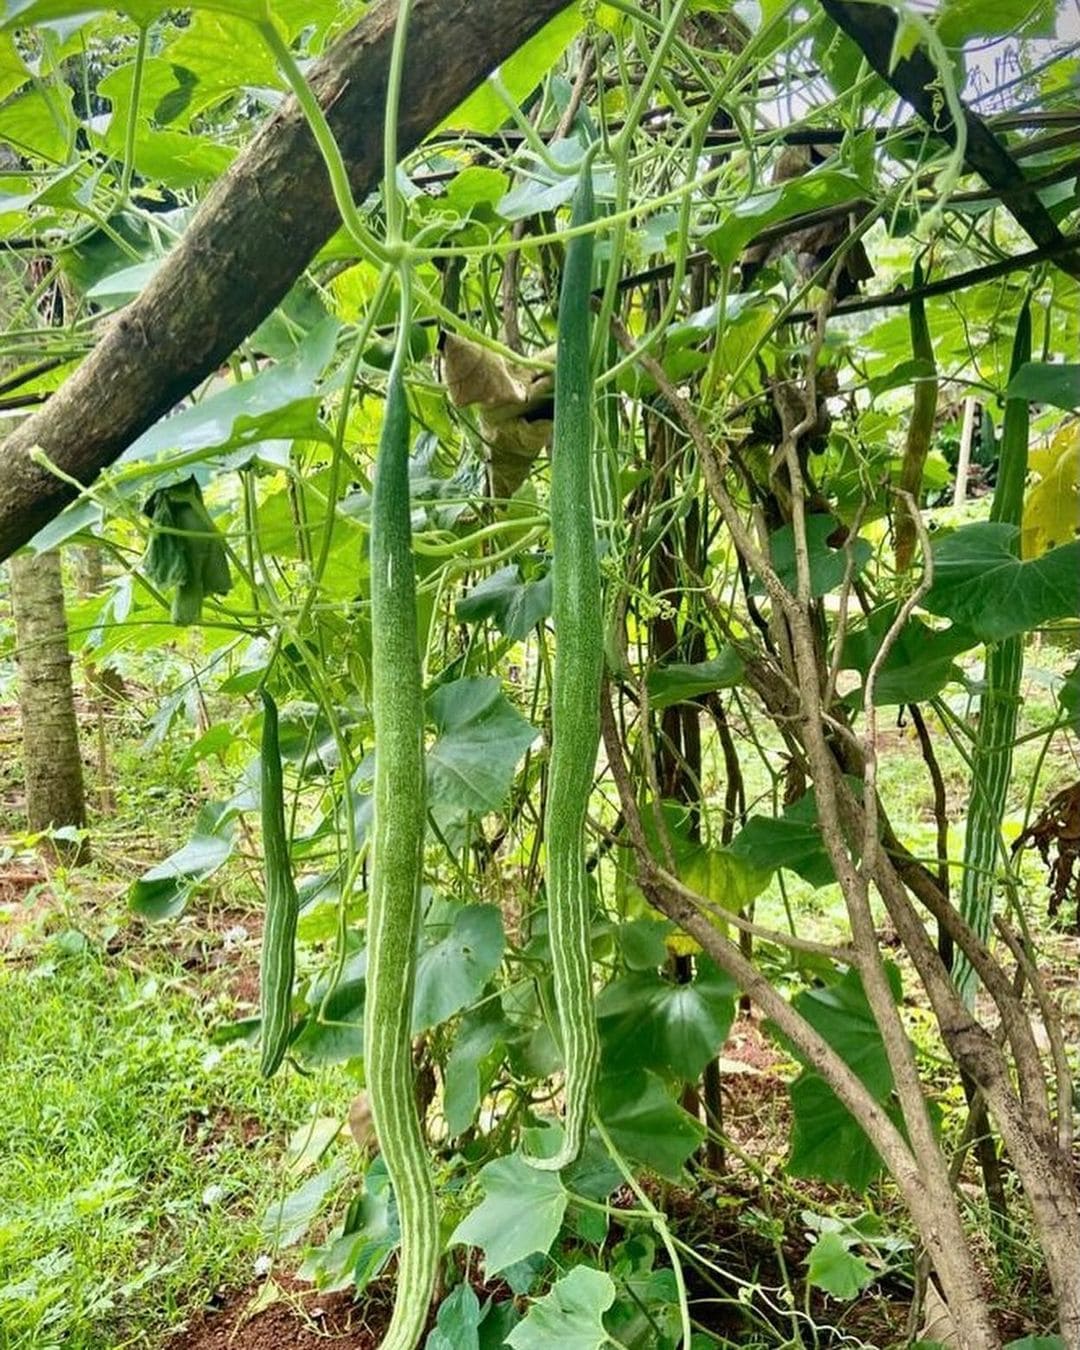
(442, 334), (555, 498)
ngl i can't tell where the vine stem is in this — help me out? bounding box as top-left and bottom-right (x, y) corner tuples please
(593, 1116), (692, 1350)
(257, 17), (386, 266)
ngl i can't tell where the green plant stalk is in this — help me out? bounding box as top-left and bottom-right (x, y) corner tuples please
(526, 166), (602, 1172)
(116, 25), (148, 208)
(894, 260), (938, 573)
(259, 689), (299, 1077)
(257, 18), (385, 266)
(365, 282), (439, 1348)
(953, 302), (1031, 1004)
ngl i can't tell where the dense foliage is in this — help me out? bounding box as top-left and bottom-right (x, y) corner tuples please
(1, 0), (1078, 1347)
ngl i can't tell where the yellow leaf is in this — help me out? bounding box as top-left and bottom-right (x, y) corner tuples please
(1022, 422), (1080, 558)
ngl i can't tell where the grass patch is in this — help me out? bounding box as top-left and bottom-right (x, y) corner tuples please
(0, 914), (348, 1350)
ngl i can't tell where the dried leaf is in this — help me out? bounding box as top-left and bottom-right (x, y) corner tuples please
(919, 1280), (961, 1348)
(348, 1092), (376, 1151)
(444, 333), (530, 411)
(442, 334), (555, 497)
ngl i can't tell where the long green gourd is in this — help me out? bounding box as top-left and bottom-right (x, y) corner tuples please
(527, 166), (602, 1171)
(366, 338), (439, 1345)
(894, 262), (938, 574)
(259, 689), (299, 1078)
(953, 303), (1031, 1003)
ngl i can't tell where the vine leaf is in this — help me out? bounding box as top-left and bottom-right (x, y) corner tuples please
(1006, 361), (1080, 411)
(705, 167), (864, 266)
(440, 7), (582, 135)
(450, 1153), (567, 1275)
(779, 966), (906, 1191)
(596, 1070), (705, 1181)
(841, 609), (977, 706)
(645, 649), (743, 708)
(936, 0), (1056, 44)
(505, 1267), (616, 1350)
(129, 801), (235, 919)
(457, 565), (553, 640)
(120, 318), (337, 470)
(729, 789), (836, 888)
(805, 1230), (875, 1300)
(298, 1156), (399, 1296)
(443, 1003), (512, 1136)
(259, 1157), (347, 1249)
(412, 904), (505, 1034)
(597, 959), (736, 1081)
(1022, 423), (1080, 558)
(766, 515), (872, 597)
(922, 522), (1080, 641)
(425, 1283), (483, 1350)
(640, 799), (770, 904)
(426, 677), (538, 830)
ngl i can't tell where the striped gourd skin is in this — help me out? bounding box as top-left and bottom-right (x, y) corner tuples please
(529, 168), (602, 1172)
(894, 263), (938, 573)
(953, 304), (1031, 1003)
(366, 355), (439, 1348)
(259, 689), (299, 1078)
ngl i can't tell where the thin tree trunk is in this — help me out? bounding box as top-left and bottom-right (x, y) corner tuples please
(9, 549), (87, 859)
(75, 543), (119, 813)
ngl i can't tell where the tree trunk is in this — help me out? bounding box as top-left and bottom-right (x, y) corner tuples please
(9, 550), (87, 858)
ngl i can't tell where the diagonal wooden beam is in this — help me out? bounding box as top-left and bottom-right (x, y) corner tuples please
(819, 0), (1080, 276)
(0, 0), (573, 559)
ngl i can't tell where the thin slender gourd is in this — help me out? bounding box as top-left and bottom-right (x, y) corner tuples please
(365, 338), (439, 1347)
(527, 166), (602, 1171)
(953, 303), (1031, 1004)
(894, 261), (938, 573)
(259, 689), (299, 1078)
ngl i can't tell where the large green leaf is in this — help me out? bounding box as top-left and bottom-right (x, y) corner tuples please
(443, 1002), (512, 1135)
(729, 789), (835, 888)
(841, 609), (977, 706)
(922, 523), (1080, 641)
(788, 1073), (892, 1191)
(412, 904), (505, 1034)
(299, 1157), (398, 1295)
(0, 84), (75, 165)
(426, 677), (537, 827)
(440, 7), (583, 135)
(506, 1267), (616, 1350)
(260, 1157), (346, 1248)
(638, 799), (769, 907)
(936, 0), (1056, 46)
(645, 649), (743, 709)
(128, 802), (235, 918)
(804, 1230), (874, 1300)
(426, 1283), (483, 1350)
(597, 1070), (704, 1181)
(781, 967), (905, 1191)
(597, 959), (735, 1081)
(706, 168), (864, 266)
(451, 1153), (567, 1275)
(116, 320), (338, 473)
(456, 565), (552, 640)
(1006, 362), (1080, 411)
(0, 31), (28, 102)
(766, 516), (872, 599)
(292, 949), (366, 1066)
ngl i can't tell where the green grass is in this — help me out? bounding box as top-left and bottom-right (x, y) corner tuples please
(0, 892), (351, 1350)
